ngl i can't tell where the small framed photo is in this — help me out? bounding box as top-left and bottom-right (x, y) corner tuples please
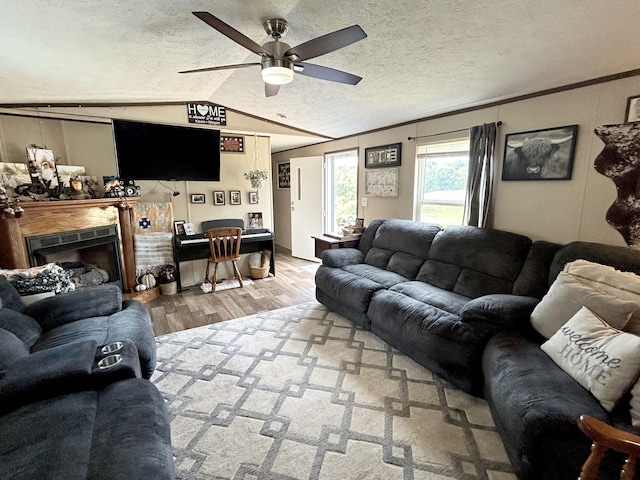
(184, 223), (196, 236)
(191, 193), (205, 204)
(248, 191), (258, 204)
(277, 162), (290, 188)
(213, 191), (225, 205)
(365, 143), (402, 169)
(625, 95), (640, 123)
(173, 220), (186, 236)
(230, 190), (241, 205)
(502, 125), (578, 181)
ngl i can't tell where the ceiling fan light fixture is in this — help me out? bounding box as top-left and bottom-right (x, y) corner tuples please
(261, 66), (294, 85)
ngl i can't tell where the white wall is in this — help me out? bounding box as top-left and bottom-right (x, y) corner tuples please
(272, 75), (640, 250)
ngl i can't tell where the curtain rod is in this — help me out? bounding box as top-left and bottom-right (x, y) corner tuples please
(407, 121), (502, 141)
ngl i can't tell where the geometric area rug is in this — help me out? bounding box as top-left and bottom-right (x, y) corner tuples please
(152, 302), (516, 480)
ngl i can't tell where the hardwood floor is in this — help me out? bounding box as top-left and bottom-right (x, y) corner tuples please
(144, 246), (319, 336)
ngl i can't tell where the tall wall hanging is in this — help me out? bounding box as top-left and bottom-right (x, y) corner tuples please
(244, 134), (268, 199)
(594, 123), (640, 247)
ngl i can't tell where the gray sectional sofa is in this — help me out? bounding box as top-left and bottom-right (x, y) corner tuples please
(0, 277), (175, 479)
(315, 218), (640, 480)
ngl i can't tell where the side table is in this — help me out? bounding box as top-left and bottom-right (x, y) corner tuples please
(312, 233), (362, 259)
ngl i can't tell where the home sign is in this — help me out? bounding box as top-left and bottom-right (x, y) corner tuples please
(186, 103), (227, 126)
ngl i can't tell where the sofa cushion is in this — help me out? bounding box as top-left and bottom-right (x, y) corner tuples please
(417, 225), (532, 298)
(389, 281), (470, 316)
(512, 240), (563, 298)
(342, 264), (409, 288)
(315, 265), (386, 314)
(541, 307), (640, 411)
(364, 220), (441, 273)
(0, 328), (29, 370)
(0, 308), (42, 347)
(530, 272), (637, 339)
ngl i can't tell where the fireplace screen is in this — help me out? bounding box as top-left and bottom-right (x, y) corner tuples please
(25, 225), (123, 290)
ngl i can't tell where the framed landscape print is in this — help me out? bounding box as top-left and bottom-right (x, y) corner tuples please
(502, 125), (578, 181)
(191, 193), (205, 204)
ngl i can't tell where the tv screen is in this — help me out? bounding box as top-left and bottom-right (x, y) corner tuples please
(113, 119), (221, 181)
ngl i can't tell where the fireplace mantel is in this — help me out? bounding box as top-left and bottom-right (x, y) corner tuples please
(0, 198), (138, 291)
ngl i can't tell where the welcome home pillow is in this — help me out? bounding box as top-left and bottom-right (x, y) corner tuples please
(541, 307), (640, 411)
(530, 271), (638, 339)
(563, 260), (640, 335)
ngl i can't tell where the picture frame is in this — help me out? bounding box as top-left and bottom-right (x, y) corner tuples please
(365, 143), (402, 169)
(502, 125), (579, 181)
(364, 168), (399, 197)
(26, 146), (60, 189)
(277, 162), (290, 189)
(248, 191), (258, 204)
(248, 212), (263, 229)
(191, 193), (205, 204)
(183, 223), (196, 236)
(213, 191), (225, 205)
(230, 190), (241, 205)
(173, 220), (186, 236)
(220, 135), (245, 153)
(625, 95), (640, 123)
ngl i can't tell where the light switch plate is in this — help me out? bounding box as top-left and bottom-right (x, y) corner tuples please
(361, 197), (368, 207)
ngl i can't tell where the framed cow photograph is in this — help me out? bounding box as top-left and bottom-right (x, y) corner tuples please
(502, 125), (578, 181)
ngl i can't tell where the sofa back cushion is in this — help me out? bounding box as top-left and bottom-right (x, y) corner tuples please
(0, 276), (27, 313)
(0, 308), (42, 348)
(417, 225), (532, 298)
(364, 219), (442, 279)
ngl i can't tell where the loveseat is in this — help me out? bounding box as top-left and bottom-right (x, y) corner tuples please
(0, 277), (175, 479)
(315, 218), (640, 479)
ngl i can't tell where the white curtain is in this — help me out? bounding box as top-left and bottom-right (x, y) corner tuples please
(464, 123), (498, 227)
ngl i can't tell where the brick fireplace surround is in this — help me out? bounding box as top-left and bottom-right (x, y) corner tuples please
(0, 198), (139, 292)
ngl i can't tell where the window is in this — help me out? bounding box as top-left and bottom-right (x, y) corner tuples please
(414, 138), (469, 226)
(324, 149), (358, 232)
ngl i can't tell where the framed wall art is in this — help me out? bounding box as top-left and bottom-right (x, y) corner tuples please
(26, 146), (60, 189)
(173, 220), (186, 236)
(191, 193), (206, 204)
(277, 162), (290, 189)
(364, 168), (399, 197)
(248, 191), (258, 204)
(365, 143), (402, 169)
(502, 125), (578, 181)
(220, 135), (244, 152)
(230, 190), (241, 205)
(213, 191), (225, 205)
(625, 95), (640, 123)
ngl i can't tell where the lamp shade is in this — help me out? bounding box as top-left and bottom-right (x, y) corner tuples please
(261, 66), (294, 85)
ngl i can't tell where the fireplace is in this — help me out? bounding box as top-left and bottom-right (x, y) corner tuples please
(25, 225), (123, 290)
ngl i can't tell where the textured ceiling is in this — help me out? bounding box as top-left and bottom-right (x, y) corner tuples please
(1, 0), (640, 151)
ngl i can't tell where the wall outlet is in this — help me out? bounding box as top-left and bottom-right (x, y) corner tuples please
(361, 197), (368, 207)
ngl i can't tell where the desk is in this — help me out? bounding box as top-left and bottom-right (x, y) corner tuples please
(312, 234), (362, 259)
(174, 231), (275, 291)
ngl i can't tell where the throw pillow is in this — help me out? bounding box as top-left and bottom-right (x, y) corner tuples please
(563, 259), (640, 335)
(541, 307), (640, 411)
(530, 272), (637, 339)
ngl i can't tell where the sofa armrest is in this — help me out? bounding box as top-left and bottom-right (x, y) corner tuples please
(321, 248), (365, 268)
(24, 284), (122, 331)
(0, 340), (97, 414)
(461, 294), (539, 329)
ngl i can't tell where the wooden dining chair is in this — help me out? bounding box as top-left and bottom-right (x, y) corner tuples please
(204, 227), (243, 292)
(577, 414), (640, 479)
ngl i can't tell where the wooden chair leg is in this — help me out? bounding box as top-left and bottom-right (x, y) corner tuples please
(622, 455), (637, 480)
(232, 261), (243, 288)
(204, 259), (212, 284)
(212, 262), (219, 291)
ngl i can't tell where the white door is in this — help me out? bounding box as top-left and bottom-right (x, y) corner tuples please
(290, 156), (324, 261)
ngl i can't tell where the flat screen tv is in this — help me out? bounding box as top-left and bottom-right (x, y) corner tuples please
(113, 119), (221, 181)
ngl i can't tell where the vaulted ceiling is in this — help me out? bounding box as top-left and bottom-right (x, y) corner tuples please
(1, 1), (639, 151)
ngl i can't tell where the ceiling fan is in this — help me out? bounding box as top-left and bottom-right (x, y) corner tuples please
(179, 12), (367, 97)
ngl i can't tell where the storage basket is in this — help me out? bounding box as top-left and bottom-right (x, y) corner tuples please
(250, 265), (270, 279)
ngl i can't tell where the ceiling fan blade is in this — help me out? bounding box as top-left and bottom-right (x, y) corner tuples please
(294, 62), (362, 85)
(192, 12), (272, 57)
(179, 63), (260, 74)
(265, 83), (280, 97)
(285, 25), (366, 62)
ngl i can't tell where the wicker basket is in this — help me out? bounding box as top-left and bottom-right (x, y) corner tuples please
(250, 265), (270, 279)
